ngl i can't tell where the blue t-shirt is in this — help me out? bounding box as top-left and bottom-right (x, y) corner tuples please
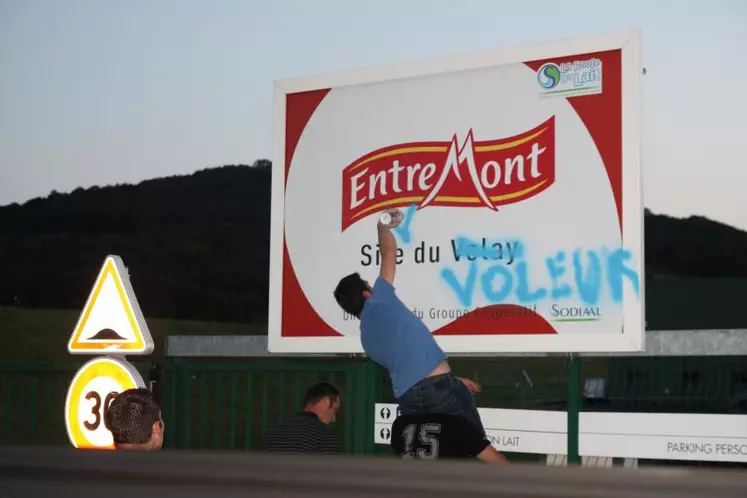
(360, 276), (446, 398)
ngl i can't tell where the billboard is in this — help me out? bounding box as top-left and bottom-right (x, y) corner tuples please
(269, 30), (643, 354)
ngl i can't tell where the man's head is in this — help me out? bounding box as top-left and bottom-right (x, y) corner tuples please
(302, 382), (341, 424)
(106, 388), (164, 451)
(333, 273), (372, 318)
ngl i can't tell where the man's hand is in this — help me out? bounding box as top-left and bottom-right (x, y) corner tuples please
(457, 377), (482, 394)
(477, 445), (509, 464)
(378, 209), (404, 230)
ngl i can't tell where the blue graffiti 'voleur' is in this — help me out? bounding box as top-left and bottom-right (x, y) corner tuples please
(441, 236), (640, 307)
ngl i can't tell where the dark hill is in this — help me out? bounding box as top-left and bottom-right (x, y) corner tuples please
(0, 160), (745, 326)
(644, 210), (747, 277)
(0, 161), (271, 323)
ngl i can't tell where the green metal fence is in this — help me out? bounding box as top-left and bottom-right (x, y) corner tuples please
(158, 358), (380, 453)
(0, 361), (154, 446)
(1, 356), (746, 466)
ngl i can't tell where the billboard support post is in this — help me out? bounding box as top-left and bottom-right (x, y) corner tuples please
(566, 354), (581, 465)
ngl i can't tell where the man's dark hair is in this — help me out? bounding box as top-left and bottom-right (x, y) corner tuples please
(303, 382), (339, 406)
(105, 388), (161, 445)
(333, 272), (367, 318)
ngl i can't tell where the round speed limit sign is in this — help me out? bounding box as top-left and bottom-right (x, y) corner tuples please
(64, 356), (145, 449)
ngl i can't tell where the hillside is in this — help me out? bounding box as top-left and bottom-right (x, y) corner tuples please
(0, 161), (270, 324)
(1, 160), (746, 326)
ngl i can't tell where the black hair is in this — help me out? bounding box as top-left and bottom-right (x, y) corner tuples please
(105, 388), (161, 446)
(333, 272), (368, 318)
(303, 382), (340, 406)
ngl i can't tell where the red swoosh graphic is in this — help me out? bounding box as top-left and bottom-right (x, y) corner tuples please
(432, 304), (557, 335)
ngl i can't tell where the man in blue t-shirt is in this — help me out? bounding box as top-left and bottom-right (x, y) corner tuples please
(333, 209), (485, 435)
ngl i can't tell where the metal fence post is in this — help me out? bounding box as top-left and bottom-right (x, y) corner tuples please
(350, 361), (369, 454)
(161, 360), (191, 450)
(177, 362), (193, 449)
(567, 355), (581, 465)
(158, 360), (177, 449)
(363, 360), (382, 455)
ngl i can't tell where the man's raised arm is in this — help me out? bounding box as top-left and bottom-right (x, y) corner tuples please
(377, 209), (402, 285)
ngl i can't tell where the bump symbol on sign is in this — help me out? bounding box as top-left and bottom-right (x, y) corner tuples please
(380, 407), (391, 420)
(380, 428), (391, 441)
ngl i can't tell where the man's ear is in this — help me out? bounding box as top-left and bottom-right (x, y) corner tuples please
(363, 290), (371, 299)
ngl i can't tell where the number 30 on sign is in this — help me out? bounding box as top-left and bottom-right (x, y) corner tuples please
(64, 356), (145, 449)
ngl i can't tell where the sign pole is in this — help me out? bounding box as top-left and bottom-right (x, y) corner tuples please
(566, 354), (581, 465)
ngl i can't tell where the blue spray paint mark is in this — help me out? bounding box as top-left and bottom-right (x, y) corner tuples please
(451, 236), (520, 262)
(393, 204), (417, 244)
(515, 260), (548, 303)
(440, 260), (478, 307)
(546, 251), (573, 300)
(481, 265), (513, 303)
(453, 236), (499, 260)
(607, 248), (639, 301)
(440, 236), (640, 307)
(573, 250), (602, 305)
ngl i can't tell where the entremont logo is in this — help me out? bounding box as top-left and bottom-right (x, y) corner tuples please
(340, 116), (556, 231)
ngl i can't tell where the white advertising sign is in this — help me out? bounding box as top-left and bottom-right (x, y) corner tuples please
(270, 31), (644, 354)
(374, 404), (747, 463)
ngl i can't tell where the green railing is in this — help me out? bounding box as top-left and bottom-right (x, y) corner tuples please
(1, 356), (746, 466)
(0, 361), (155, 446)
(158, 358), (380, 453)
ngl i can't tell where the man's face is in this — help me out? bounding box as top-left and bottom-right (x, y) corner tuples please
(149, 412), (165, 450)
(321, 396), (341, 424)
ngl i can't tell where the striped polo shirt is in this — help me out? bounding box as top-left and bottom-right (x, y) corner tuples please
(259, 411), (341, 454)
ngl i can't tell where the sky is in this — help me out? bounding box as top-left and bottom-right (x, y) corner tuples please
(1, 0), (746, 230)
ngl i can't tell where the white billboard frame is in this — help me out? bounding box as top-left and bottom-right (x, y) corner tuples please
(269, 30), (643, 355)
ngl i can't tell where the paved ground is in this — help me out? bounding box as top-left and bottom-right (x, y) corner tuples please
(2, 446), (747, 498)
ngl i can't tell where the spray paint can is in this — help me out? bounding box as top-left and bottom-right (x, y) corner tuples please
(379, 211), (403, 226)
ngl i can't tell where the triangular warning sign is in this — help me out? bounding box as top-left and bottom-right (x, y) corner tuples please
(68, 255), (154, 355)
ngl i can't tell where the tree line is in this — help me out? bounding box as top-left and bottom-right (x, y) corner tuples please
(0, 159), (745, 324)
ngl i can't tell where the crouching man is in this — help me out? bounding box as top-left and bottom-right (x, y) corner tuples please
(105, 387), (164, 451)
(391, 411), (508, 463)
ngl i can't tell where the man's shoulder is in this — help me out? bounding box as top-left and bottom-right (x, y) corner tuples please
(261, 413), (333, 445)
(265, 413), (327, 434)
(317, 420), (337, 435)
(360, 297), (394, 331)
(370, 276), (399, 303)
(373, 275), (395, 292)
(366, 281), (406, 317)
